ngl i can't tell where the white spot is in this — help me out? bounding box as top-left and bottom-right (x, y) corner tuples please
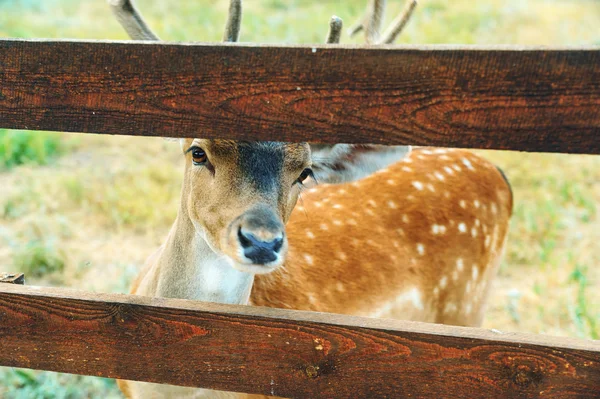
(459, 200), (466, 209)
(439, 225), (447, 234)
(307, 293), (317, 304)
(367, 199), (377, 207)
(396, 228), (405, 236)
(491, 203), (498, 214)
(433, 287), (440, 297)
(456, 258), (464, 271)
(333, 204), (343, 209)
(348, 219), (358, 226)
(309, 188), (318, 193)
(440, 155), (451, 161)
(475, 219), (481, 227)
(462, 158), (475, 170)
(458, 222), (467, 233)
(421, 150), (433, 155)
(370, 287), (424, 318)
(338, 189), (347, 195)
(387, 200), (397, 209)
(443, 302), (457, 314)
(472, 266), (479, 280)
(303, 254), (314, 265)
(320, 223), (328, 231)
(452, 164), (462, 172)
(403, 158), (413, 163)
(412, 181), (424, 190)
(427, 183), (435, 192)
(306, 231), (315, 239)
(337, 252), (347, 261)
(402, 166), (412, 172)
(336, 282), (345, 292)
(377, 168), (389, 174)
(444, 166), (454, 175)
(474, 200), (480, 209)
(417, 155), (426, 159)
(387, 179), (396, 185)
(432, 224), (440, 234)
(434, 149), (448, 154)
(297, 206), (304, 212)
(351, 182), (360, 188)
(311, 48), (317, 53)
(333, 220), (342, 226)
(416, 243), (425, 255)
(407, 195), (416, 201)
(452, 270), (459, 281)
(439, 276), (448, 289)
(402, 214), (409, 223)
(434, 171), (445, 181)
(471, 227), (478, 237)
(366, 209), (375, 216)
(465, 304), (472, 314)
(484, 235), (491, 248)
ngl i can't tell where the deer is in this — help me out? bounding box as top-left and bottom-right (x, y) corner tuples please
(108, 1), (513, 398)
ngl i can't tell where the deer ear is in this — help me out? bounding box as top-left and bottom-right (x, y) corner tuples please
(309, 144), (412, 184)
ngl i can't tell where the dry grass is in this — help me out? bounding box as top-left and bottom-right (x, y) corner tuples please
(0, 0), (599, 397)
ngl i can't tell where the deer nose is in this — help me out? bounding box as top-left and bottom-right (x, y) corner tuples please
(238, 228), (284, 264)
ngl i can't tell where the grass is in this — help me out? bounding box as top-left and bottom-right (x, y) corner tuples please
(0, 130), (64, 170)
(0, 0), (599, 397)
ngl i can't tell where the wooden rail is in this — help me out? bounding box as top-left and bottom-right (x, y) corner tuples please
(0, 40), (599, 154)
(0, 284), (598, 398)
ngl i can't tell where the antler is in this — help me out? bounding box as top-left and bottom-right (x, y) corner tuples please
(108, 0), (159, 40)
(380, 0), (417, 44)
(108, 0), (243, 43)
(326, 16), (343, 44)
(349, 0), (417, 45)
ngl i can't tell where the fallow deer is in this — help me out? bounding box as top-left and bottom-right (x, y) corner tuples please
(109, 1), (513, 398)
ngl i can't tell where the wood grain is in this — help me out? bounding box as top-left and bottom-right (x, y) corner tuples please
(0, 40), (599, 154)
(0, 284), (598, 398)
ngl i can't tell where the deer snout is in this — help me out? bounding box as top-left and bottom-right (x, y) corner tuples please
(234, 205), (287, 266)
(238, 228), (284, 264)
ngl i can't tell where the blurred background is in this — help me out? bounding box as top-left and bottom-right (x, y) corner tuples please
(0, 0), (599, 397)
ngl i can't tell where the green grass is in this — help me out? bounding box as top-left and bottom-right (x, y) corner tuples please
(12, 238), (66, 279)
(0, 130), (63, 170)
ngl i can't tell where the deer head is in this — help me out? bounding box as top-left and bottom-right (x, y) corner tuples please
(109, 0), (412, 273)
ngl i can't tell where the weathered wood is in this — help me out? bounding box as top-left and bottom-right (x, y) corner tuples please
(0, 284), (598, 398)
(0, 40), (599, 154)
(0, 273), (24, 284)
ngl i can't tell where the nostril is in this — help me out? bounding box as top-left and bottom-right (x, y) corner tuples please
(238, 228), (253, 248)
(272, 236), (283, 253)
(237, 228), (284, 264)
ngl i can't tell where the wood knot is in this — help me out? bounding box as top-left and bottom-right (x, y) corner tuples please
(510, 363), (543, 388)
(305, 365), (319, 379)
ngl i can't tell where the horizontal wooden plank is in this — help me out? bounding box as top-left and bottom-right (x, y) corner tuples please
(0, 284), (598, 398)
(0, 40), (599, 154)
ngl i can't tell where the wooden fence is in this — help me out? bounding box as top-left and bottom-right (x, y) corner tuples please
(1, 39), (599, 398)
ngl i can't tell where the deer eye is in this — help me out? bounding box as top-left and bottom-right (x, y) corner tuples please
(188, 147), (207, 165)
(296, 168), (313, 185)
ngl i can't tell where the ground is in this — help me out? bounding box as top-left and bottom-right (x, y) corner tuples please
(0, 0), (599, 397)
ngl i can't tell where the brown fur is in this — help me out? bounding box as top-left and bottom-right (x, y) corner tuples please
(121, 148), (512, 399)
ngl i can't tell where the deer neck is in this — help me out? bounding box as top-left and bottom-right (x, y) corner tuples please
(151, 208), (255, 305)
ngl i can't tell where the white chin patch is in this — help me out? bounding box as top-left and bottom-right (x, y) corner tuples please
(225, 256), (282, 275)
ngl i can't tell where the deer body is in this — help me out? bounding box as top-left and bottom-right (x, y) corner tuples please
(119, 148), (512, 399)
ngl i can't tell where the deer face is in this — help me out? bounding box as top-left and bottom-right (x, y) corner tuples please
(180, 139), (312, 274)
